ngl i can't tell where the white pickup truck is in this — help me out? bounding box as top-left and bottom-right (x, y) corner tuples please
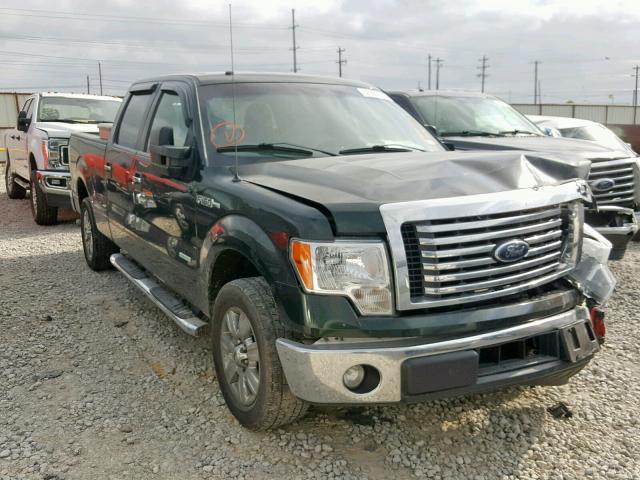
(4, 92), (122, 225)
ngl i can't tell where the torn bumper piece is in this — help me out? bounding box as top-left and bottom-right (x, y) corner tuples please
(587, 206), (638, 260)
(276, 306), (597, 405)
(568, 224), (617, 304)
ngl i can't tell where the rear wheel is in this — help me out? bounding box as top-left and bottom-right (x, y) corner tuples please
(30, 170), (58, 225)
(211, 277), (308, 430)
(4, 158), (26, 199)
(80, 197), (118, 271)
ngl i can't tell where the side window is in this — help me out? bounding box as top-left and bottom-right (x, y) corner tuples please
(146, 92), (188, 150)
(116, 93), (154, 149)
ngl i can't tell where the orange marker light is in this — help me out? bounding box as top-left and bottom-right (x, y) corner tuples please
(290, 241), (314, 290)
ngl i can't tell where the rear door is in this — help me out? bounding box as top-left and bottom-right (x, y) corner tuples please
(130, 84), (201, 303)
(105, 83), (157, 259)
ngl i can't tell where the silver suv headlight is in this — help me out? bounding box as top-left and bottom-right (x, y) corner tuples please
(290, 240), (393, 315)
(43, 138), (69, 170)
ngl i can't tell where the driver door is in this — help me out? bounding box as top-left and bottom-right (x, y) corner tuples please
(132, 85), (200, 305)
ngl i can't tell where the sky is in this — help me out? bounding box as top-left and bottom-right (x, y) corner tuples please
(1, 0), (639, 104)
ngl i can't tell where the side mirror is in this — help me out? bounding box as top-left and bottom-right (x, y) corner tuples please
(17, 111), (30, 132)
(149, 127), (191, 177)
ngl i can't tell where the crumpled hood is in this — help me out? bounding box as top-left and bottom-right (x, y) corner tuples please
(448, 135), (632, 161)
(35, 122), (99, 138)
(241, 150), (590, 234)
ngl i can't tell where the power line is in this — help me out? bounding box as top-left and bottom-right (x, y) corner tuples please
(477, 55), (489, 93)
(336, 47), (347, 77)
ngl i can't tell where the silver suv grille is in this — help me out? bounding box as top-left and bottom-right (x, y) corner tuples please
(588, 158), (636, 206)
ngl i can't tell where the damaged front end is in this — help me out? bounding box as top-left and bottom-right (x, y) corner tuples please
(568, 224), (617, 305)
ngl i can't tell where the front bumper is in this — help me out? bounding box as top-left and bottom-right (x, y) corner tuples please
(35, 170), (72, 209)
(275, 306), (598, 404)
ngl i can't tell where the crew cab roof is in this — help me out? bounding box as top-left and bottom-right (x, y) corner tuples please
(39, 92), (122, 101)
(388, 89), (498, 100)
(129, 72), (376, 89)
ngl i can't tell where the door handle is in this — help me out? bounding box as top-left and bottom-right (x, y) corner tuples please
(15, 136), (20, 141)
(104, 163), (112, 172)
(10, 135), (14, 140)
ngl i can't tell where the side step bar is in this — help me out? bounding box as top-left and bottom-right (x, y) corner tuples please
(14, 177), (30, 190)
(110, 253), (207, 336)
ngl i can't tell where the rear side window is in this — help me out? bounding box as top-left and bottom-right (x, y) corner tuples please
(116, 93), (154, 149)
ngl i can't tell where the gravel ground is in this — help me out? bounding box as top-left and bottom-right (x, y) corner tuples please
(1, 163), (639, 480)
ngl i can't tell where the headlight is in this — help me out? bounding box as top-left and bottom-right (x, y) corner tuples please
(290, 240), (393, 315)
(43, 138), (69, 169)
(561, 201), (584, 267)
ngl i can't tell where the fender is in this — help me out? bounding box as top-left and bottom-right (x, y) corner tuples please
(197, 214), (300, 315)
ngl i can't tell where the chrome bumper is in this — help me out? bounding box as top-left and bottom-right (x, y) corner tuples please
(36, 170), (72, 197)
(276, 306), (594, 404)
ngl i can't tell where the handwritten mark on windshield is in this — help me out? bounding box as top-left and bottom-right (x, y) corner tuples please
(210, 121), (246, 148)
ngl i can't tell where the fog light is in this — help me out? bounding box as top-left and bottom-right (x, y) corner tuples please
(343, 365), (365, 390)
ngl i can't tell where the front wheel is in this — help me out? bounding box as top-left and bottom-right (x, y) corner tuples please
(211, 277), (308, 430)
(30, 170), (58, 225)
(80, 197), (118, 271)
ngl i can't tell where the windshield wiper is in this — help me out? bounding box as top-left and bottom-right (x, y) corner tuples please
(339, 144), (424, 155)
(216, 143), (315, 156)
(48, 119), (84, 124)
(498, 129), (540, 136)
(440, 130), (502, 137)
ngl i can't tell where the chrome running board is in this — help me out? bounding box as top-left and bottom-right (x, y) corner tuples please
(110, 253), (207, 336)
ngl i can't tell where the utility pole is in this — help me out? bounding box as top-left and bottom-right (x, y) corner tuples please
(98, 61), (103, 95)
(86, 75), (90, 94)
(533, 60), (540, 104)
(336, 47), (346, 77)
(435, 57), (443, 90)
(427, 54), (432, 90)
(290, 9), (299, 73)
(477, 55), (489, 93)
(633, 65), (639, 124)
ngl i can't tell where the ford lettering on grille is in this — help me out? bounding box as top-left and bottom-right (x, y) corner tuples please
(493, 239), (530, 263)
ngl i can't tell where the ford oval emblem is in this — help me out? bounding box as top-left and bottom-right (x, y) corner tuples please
(493, 239), (530, 263)
(590, 178), (616, 192)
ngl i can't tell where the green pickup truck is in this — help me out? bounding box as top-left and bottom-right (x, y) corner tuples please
(68, 73), (614, 430)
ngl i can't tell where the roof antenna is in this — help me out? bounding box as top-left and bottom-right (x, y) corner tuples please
(228, 3), (240, 182)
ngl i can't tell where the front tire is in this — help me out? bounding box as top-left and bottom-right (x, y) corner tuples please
(80, 197), (118, 271)
(211, 277), (308, 430)
(4, 158), (26, 199)
(30, 170), (58, 225)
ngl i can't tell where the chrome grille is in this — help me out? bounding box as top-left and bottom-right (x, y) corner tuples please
(588, 158), (636, 206)
(401, 204), (577, 308)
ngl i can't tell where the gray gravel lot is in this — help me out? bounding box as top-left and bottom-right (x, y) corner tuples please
(1, 163), (639, 480)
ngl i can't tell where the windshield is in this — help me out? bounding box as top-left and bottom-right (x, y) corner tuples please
(38, 97), (122, 123)
(559, 124), (632, 153)
(412, 95), (543, 137)
(199, 82), (443, 164)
